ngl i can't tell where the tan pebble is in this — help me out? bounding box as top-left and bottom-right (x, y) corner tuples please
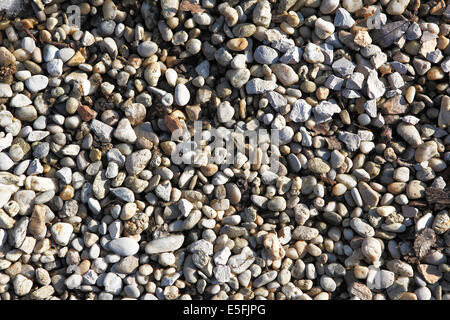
(387, 182), (406, 195)
(427, 66), (445, 80)
(376, 206), (396, 217)
(406, 180), (426, 199)
(60, 185), (74, 200)
(400, 292), (418, 300)
(66, 50), (86, 67)
(354, 265), (369, 279)
(226, 38), (248, 51)
(417, 264), (442, 284)
(405, 86), (416, 103)
(437, 36), (449, 50)
(78, 260), (91, 274)
(200, 164), (218, 177)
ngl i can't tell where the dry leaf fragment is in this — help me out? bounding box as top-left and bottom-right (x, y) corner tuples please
(414, 228), (436, 260)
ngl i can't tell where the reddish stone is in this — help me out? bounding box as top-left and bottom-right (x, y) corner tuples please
(164, 115), (182, 132)
(380, 95), (408, 115)
(77, 105), (95, 122)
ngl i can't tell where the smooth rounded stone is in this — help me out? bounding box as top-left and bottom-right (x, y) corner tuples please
(320, 0), (339, 14)
(252, 0), (272, 27)
(293, 226), (319, 240)
(367, 269), (395, 290)
(247, 270), (275, 289)
(350, 218), (375, 237)
(114, 256), (139, 274)
(226, 68), (250, 88)
(217, 101), (235, 123)
(51, 222), (73, 246)
(225, 183), (241, 205)
(415, 287), (432, 300)
(406, 180), (426, 199)
(110, 187), (134, 202)
(46, 58), (63, 77)
(65, 274), (82, 290)
(137, 41), (158, 57)
(270, 64), (299, 86)
(396, 122), (422, 147)
(0, 83), (12, 98)
(10, 94), (32, 108)
(386, 259), (414, 277)
(342, 0), (363, 12)
(415, 141), (438, 162)
(165, 68), (178, 87)
(108, 237), (139, 256)
(361, 237), (382, 262)
(393, 167), (410, 182)
(423, 250), (447, 265)
(9, 216), (28, 248)
(103, 272), (122, 295)
(267, 196), (286, 212)
(13, 274), (33, 296)
(145, 234), (185, 254)
(43, 45), (59, 62)
(315, 18), (335, 40)
(57, 48), (75, 62)
(387, 0), (410, 15)
(21, 37), (36, 53)
(25, 75), (49, 93)
(308, 158), (330, 174)
(174, 83), (190, 106)
(253, 45), (278, 64)
(102, 37), (118, 58)
(320, 275), (337, 292)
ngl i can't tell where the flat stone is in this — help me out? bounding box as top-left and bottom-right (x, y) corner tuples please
(145, 234), (185, 254)
(25, 75), (49, 93)
(270, 63), (299, 86)
(108, 237), (139, 256)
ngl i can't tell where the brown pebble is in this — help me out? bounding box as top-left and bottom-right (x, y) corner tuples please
(226, 38), (248, 51)
(77, 105), (95, 122)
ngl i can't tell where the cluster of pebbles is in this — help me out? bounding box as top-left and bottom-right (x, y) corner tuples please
(0, 0), (449, 301)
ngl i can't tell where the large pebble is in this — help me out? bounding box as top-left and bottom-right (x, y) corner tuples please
(145, 234), (185, 254)
(108, 237), (140, 256)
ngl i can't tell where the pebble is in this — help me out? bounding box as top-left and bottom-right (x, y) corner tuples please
(137, 41), (158, 57)
(315, 18), (335, 40)
(25, 75), (49, 93)
(0, 0), (447, 302)
(174, 83), (190, 106)
(145, 235), (185, 254)
(270, 64), (299, 86)
(108, 237), (140, 256)
(51, 223), (73, 246)
(217, 101), (235, 123)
